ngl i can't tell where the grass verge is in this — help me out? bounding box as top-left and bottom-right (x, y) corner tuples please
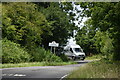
(85, 54), (102, 60)
(67, 60), (120, 78)
(1, 61), (76, 68)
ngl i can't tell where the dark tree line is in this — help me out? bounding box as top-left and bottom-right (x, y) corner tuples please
(2, 2), (77, 49)
(2, 2), (77, 63)
(75, 2), (120, 61)
(2, 2), (120, 62)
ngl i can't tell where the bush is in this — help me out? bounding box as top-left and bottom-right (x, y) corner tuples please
(2, 39), (65, 63)
(0, 40), (2, 57)
(94, 31), (114, 60)
(59, 53), (69, 62)
(2, 39), (31, 63)
(43, 51), (62, 62)
(100, 32), (114, 60)
(29, 47), (62, 62)
(30, 47), (46, 62)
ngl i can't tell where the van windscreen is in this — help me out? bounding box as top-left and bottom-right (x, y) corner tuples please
(74, 48), (82, 52)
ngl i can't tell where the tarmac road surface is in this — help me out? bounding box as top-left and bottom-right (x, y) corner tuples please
(1, 60), (92, 80)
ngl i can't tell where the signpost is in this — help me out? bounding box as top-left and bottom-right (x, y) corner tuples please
(49, 41), (59, 54)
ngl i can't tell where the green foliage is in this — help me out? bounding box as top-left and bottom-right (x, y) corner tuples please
(43, 51), (62, 62)
(2, 2), (50, 49)
(2, 2), (79, 63)
(67, 60), (120, 78)
(2, 61), (76, 68)
(59, 54), (69, 62)
(29, 47), (46, 62)
(75, 19), (97, 55)
(2, 39), (31, 63)
(2, 2), (77, 50)
(2, 38), (65, 63)
(29, 47), (62, 62)
(76, 23), (114, 60)
(93, 31), (114, 59)
(85, 54), (102, 60)
(0, 40), (2, 59)
(76, 2), (120, 61)
(38, 2), (77, 48)
(100, 33), (113, 59)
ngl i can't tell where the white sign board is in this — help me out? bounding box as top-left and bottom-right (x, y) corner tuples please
(49, 41), (59, 47)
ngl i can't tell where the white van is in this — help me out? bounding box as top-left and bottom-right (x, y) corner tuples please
(63, 44), (85, 60)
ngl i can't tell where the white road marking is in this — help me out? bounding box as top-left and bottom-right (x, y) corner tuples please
(8, 74), (13, 76)
(14, 74), (26, 77)
(2, 73), (13, 76)
(2, 74), (7, 76)
(60, 74), (69, 80)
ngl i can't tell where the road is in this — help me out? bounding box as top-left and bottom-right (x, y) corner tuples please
(1, 60), (92, 80)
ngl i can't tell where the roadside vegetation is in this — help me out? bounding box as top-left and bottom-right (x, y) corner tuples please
(85, 54), (102, 60)
(1, 2), (120, 73)
(2, 61), (76, 68)
(2, 2), (77, 67)
(2, 38), (75, 68)
(75, 2), (120, 61)
(67, 60), (120, 78)
(68, 2), (120, 78)
(67, 2), (120, 78)
(2, 39), (31, 63)
(2, 38), (76, 68)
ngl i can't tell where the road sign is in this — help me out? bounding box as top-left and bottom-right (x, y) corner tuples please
(49, 41), (59, 54)
(49, 41), (59, 47)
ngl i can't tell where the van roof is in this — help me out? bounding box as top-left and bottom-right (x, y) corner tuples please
(69, 44), (80, 48)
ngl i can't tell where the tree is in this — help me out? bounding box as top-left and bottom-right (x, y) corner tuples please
(35, 2), (78, 48)
(2, 2), (78, 52)
(76, 2), (120, 60)
(75, 19), (97, 55)
(93, 31), (114, 59)
(2, 2), (51, 49)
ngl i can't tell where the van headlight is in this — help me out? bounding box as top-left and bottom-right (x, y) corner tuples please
(73, 54), (77, 56)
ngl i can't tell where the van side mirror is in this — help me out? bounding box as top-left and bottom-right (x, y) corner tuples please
(70, 48), (73, 53)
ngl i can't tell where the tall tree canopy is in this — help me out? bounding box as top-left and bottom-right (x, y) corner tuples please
(75, 2), (120, 60)
(2, 2), (77, 49)
(36, 2), (77, 48)
(2, 2), (48, 49)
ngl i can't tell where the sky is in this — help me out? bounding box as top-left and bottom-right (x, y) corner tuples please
(67, 17), (88, 45)
(67, 3), (88, 45)
(72, 3), (88, 28)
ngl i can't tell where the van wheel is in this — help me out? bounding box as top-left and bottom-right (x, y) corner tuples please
(81, 57), (85, 60)
(72, 56), (76, 60)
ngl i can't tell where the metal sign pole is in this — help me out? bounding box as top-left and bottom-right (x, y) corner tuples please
(54, 47), (55, 54)
(51, 46), (52, 53)
(49, 41), (59, 54)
